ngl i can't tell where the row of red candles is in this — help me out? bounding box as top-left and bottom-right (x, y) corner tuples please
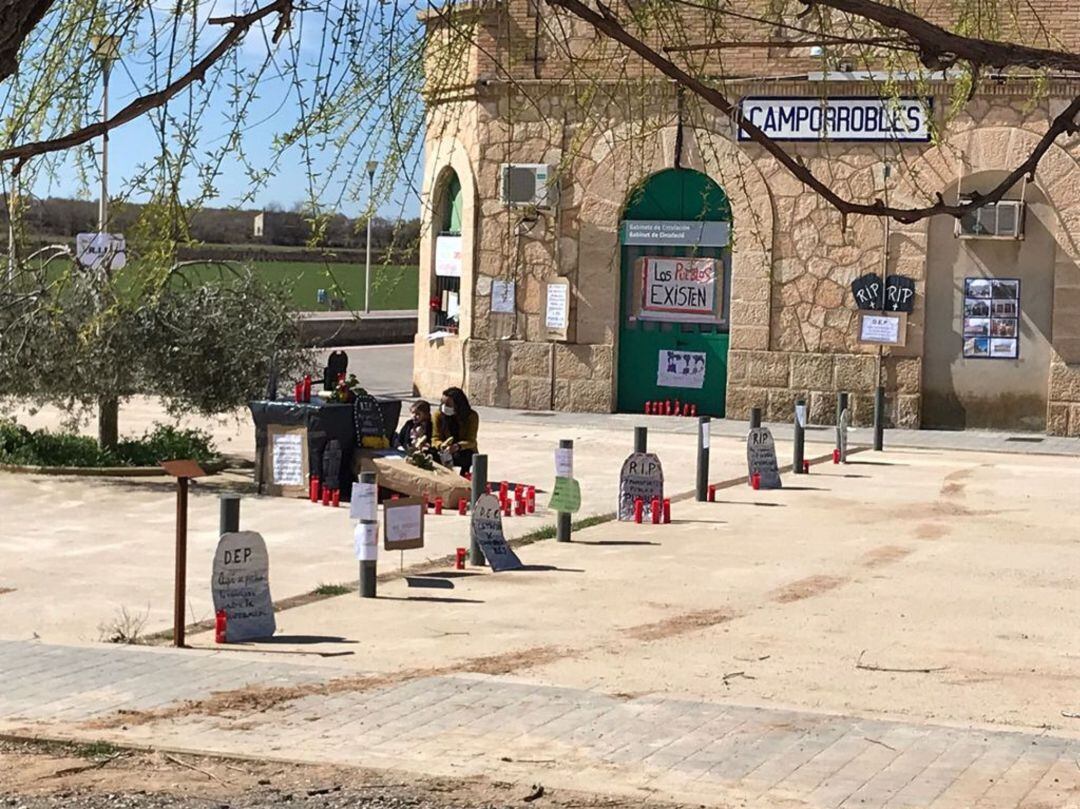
(307, 476), (538, 516)
(644, 400), (698, 417)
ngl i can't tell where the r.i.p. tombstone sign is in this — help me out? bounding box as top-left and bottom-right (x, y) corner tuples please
(617, 452), (664, 520)
(746, 427), (782, 489)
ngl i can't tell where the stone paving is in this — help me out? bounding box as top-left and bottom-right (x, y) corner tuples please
(2, 641), (1078, 808)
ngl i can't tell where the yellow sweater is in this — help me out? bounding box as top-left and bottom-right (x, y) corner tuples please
(432, 410), (479, 451)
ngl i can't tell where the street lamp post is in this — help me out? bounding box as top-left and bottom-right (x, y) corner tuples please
(91, 35), (120, 234)
(364, 160), (377, 314)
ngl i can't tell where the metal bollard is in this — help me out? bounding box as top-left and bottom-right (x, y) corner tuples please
(874, 386), (886, 451)
(750, 407), (762, 429)
(358, 471), (377, 598)
(634, 426), (648, 453)
(696, 416), (710, 501)
(556, 439), (573, 543)
(219, 494), (240, 535)
(469, 454), (488, 566)
(793, 398), (806, 474)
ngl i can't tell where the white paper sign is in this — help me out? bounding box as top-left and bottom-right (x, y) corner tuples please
(546, 283), (568, 330)
(385, 503), (423, 544)
(795, 404), (807, 428)
(700, 420), (710, 449)
(446, 291), (460, 319)
(555, 447), (574, 478)
(492, 280), (515, 314)
(271, 432), (304, 486)
(350, 482), (377, 520)
(435, 234), (463, 278)
(354, 521), (378, 561)
(657, 349), (707, 389)
(75, 232), (127, 271)
(860, 313), (903, 344)
(640, 257), (718, 321)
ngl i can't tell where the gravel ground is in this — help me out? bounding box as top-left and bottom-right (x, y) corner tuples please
(0, 740), (690, 809)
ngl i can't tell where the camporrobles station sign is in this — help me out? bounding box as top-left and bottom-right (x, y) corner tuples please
(738, 97), (932, 142)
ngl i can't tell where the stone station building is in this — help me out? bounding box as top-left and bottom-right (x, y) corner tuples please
(412, 0), (1080, 434)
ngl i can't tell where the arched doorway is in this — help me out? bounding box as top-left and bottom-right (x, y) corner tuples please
(616, 168), (733, 415)
(430, 170), (462, 334)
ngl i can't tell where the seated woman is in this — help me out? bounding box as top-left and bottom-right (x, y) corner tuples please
(431, 387), (479, 474)
(395, 400), (433, 452)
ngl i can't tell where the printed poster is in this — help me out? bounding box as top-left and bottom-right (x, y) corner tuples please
(657, 349), (706, 389)
(963, 277), (1019, 359)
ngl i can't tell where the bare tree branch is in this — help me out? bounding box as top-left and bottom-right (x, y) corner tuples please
(0, 0), (56, 83)
(0, 0), (294, 171)
(804, 0), (1080, 72)
(546, 0), (1080, 223)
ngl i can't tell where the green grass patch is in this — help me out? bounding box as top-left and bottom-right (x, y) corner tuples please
(0, 420), (221, 468)
(313, 583), (353, 597)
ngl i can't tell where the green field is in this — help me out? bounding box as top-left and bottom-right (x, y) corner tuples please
(39, 257), (419, 312)
(193, 260), (419, 311)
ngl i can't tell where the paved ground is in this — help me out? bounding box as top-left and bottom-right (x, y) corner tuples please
(2, 640), (1079, 808)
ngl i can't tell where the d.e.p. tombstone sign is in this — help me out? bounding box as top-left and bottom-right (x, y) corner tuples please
(471, 493), (523, 572)
(617, 452), (665, 520)
(211, 531), (275, 642)
(746, 428), (782, 489)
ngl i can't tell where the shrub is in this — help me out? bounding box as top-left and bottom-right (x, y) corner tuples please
(0, 420), (220, 468)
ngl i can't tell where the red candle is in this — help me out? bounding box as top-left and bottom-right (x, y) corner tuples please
(803, 460), (811, 473)
(662, 498), (671, 524)
(752, 473), (761, 490)
(331, 489), (340, 508)
(644, 401), (652, 415)
(502, 499), (511, 517)
(294, 381), (303, 403)
(707, 484), (716, 502)
(499, 481), (509, 500)
(526, 486), (536, 513)
(650, 498), (661, 524)
(458, 498), (468, 515)
(434, 497), (443, 515)
(833, 449), (841, 464)
(321, 487), (331, 506)
(634, 497), (644, 524)
(302, 374), (312, 402)
(455, 547), (467, 570)
(309, 476), (320, 502)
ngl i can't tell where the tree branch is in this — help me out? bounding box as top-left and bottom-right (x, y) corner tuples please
(803, 0), (1080, 73)
(0, 0), (57, 83)
(0, 0), (294, 169)
(545, 0), (1080, 223)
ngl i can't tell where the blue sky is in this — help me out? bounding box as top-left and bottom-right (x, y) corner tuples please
(19, 2), (425, 221)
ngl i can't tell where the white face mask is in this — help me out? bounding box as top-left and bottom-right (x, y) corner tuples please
(440, 403), (455, 417)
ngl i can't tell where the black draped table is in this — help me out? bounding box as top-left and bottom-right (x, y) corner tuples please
(249, 397), (402, 499)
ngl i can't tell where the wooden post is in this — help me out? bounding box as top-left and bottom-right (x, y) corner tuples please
(159, 460), (206, 649)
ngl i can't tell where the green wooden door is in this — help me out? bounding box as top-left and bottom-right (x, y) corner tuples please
(617, 169), (732, 416)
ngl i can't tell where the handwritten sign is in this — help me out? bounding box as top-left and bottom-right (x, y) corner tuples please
(555, 447), (573, 478)
(354, 521), (378, 561)
(383, 497), (424, 551)
(858, 312), (906, 346)
(657, 349), (706, 389)
(491, 280), (515, 314)
(350, 481), (377, 520)
(212, 532), (275, 642)
(546, 282), (568, 330)
(471, 493), (523, 571)
(640, 257), (717, 321)
(549, 477), (581, 513)
(435, 234), (463, 278)
(746, 427), (782, 489)
(75, 232), (127, 271)
(617, 452), (664, 521)
(271, 431), (304, 486)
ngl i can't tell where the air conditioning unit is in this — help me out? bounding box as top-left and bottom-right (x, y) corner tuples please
(500, 164), (555, 208)
(955, 199), (1024, 240)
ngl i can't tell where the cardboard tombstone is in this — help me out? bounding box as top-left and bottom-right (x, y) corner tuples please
(211, 531), (275, 642)
(321, 438), (343, 490)
(323, 351), (348, 389)
(470, 493), (523, 571)
(850, 273), (883, 311)
(353, 390), (388, 448)
(746, 427), (782, 489)
(885, 275), (916, 313)
(617, 452), (664, 521)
